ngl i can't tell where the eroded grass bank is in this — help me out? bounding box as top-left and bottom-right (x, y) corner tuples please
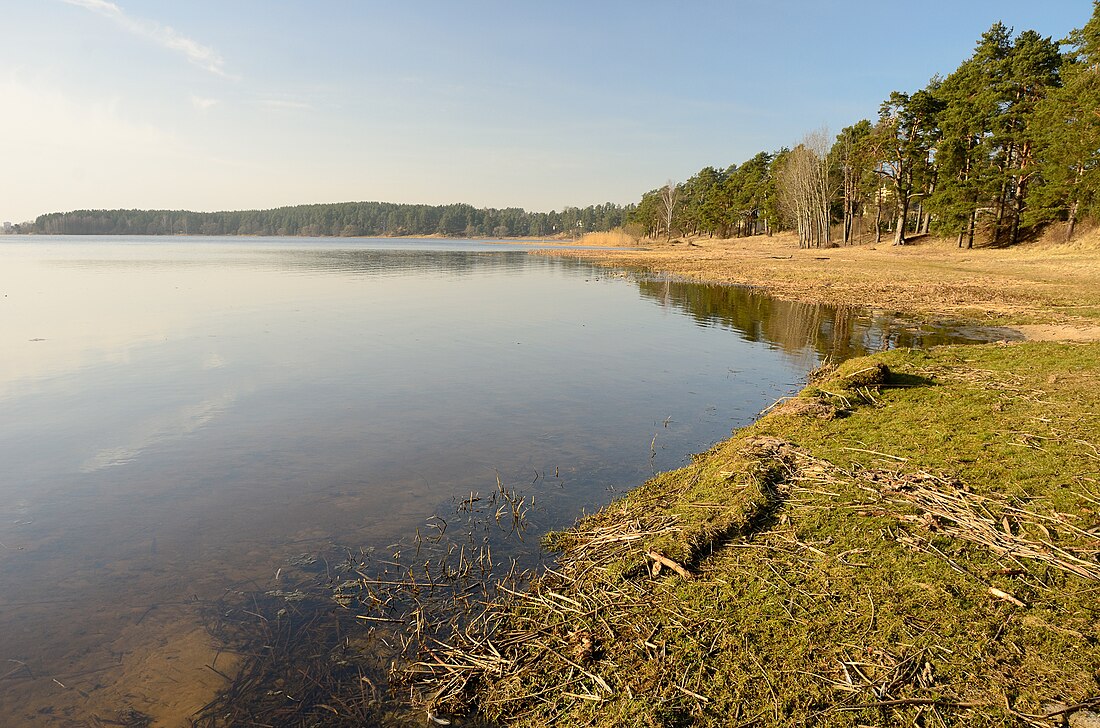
(413, 342), (1100, 726)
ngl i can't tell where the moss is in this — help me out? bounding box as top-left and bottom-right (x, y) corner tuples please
(837, 360), (891, 389)
(772, 397), (841, 420)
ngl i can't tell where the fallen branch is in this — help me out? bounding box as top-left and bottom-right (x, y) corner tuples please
(647, 551), (693, 580)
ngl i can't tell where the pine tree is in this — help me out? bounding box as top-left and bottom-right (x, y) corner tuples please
(873, 88), (943, 245)
(929, 27), (1008, 248)
(1026, 1), (1100, 241)
(998, 30), (1063, 244)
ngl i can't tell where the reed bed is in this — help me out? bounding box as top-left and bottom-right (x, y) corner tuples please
(190, 471), (537, 726)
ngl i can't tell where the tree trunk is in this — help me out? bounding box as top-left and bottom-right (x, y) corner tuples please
(893, 194), (909, 246)
(1064, 163), (1084, 243)
(842, 164), (854, 244)
(874, 187), (882, 244)
(992, 182), (1006, 244)
(992, 143), (1015, 245)
(1066, 197), (1079, 243)
(1010, 139), (1035, 247)
(1010, 176), (1025, 246)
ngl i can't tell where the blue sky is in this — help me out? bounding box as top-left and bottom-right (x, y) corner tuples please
(0, 1), (1091, 223)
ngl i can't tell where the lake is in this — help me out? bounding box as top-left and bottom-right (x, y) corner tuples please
(0, 237), (1013, 725)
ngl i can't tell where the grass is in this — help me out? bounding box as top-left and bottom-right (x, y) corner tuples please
(575, 228), (640, 247)
(408, 341), (1100, 727)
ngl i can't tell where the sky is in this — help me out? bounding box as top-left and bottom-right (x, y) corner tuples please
(0, 0), (1092, 223)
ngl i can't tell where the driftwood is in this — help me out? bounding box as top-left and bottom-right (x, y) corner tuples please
(646, 551), (693, 579)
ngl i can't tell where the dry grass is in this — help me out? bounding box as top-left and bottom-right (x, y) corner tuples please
(534, 229), (1100, 336)
(575, 228), (640, 247)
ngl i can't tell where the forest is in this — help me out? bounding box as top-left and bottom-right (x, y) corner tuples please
(29, 201), (628, 239)
(630, 4), (1100, 248)
(24, 4), (1099, 248)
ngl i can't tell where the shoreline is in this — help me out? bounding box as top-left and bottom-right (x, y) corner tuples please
(406, 341), (1100, 726)
(383, 233), (1100, 725)
(529, 231), (1100, 342)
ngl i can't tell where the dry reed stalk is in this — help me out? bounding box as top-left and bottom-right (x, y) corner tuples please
(868, 470), (1100, 581)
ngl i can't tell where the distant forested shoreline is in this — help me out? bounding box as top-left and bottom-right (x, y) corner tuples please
(25, 201), (629, 238)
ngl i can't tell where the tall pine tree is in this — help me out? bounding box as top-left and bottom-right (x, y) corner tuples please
(1026, 1), (1100, 241)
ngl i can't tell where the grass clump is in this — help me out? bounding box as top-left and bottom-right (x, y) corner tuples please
(400, 341), (1100, 727)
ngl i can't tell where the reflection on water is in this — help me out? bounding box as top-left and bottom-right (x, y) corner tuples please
(0, 237), (1009, 725)
(635, 277), (1018, 362)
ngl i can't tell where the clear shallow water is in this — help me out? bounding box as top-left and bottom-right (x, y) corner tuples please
(0, 237), (1013, 724)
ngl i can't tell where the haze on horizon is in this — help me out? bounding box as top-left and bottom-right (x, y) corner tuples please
(0, 0), (1088, 225)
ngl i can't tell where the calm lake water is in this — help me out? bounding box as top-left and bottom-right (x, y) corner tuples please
(0, 237), (1013, 724)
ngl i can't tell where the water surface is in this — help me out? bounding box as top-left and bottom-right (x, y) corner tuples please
(0, 237), (1011, 724)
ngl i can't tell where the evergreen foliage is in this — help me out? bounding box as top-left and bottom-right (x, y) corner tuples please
(31, 201), (630, 238)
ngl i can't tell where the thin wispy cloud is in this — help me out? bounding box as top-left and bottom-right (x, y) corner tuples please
(257, 98), (312, 110)
(191, 95), (219, 110)
(62, 0), (231, 77)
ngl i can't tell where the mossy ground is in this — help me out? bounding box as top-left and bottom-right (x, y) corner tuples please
(431, 342), (1100, 727)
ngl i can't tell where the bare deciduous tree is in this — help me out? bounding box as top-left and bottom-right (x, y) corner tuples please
(660, 181), (679, 241)
(778, 130), (833, 248)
